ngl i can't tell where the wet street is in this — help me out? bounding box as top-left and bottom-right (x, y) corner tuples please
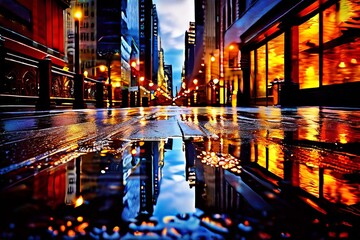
(0, 106), (359, 239)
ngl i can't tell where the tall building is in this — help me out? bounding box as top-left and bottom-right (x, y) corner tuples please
(70, 0), (98, 76)
(152, 4), (160, 85)
(164, 64), (173, 97)
(157, 46), (166, 90)
(184, 22), (196, 86)
(194, 0), (222, 105)
(96, 1), (122, 82)
(139, 0), (154, 88)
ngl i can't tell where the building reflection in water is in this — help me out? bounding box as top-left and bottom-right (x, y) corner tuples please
(1, 124), (358, 238)
(194, 107), (359, 217)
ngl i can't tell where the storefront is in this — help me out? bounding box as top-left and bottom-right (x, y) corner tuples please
(237, 0), (360, 106)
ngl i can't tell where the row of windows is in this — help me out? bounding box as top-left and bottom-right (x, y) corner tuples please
(80, 32), (95, 42)
(81, 22), (95, 29)
(80, 48), (96, 54)
(249, 0), (360, 100)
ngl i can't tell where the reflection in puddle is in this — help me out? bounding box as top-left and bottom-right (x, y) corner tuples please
(0, 131), (359, 238)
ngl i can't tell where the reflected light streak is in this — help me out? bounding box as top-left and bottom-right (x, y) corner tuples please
(298, 108), (320, 141)
(323, 171), (358, 205)
(268, 144), (284, 179)
(256, 143), (267, 169)
(299, 163), (320, 198)
(75, 196), (84, 208)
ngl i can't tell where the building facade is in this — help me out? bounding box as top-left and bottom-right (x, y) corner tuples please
(0, 0), (166, 109)
(164, 64), (173, 98)
(223, 0), (360, 107)
(0, 0), (77, 109)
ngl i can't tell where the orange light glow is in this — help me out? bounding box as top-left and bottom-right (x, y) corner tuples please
(74, 11), (82, 20)
(75, 196), (84, 208)
(134, 231), (143, 236)
(140, 76), (145, 82)
(60, 225), (66, 232)
(338, 61), (346, 68)
(67, 229), (76, 238)
(75, 222), (89, 235)
(99, 65), (106, 72)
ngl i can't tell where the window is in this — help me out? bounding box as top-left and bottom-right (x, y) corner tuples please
(298, 14), (320, 89)
(323, 0), (360, 85)
(256, 45), (267, 98)
(268, 34), (284, 83)
(250, 50), (255, 98)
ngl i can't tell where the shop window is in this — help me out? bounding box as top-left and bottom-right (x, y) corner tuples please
(323, 0), (360, 85)
(299, 14), (320, 89)
(250, 50), (255, 98)
(256, 45), (266, 98)
(268, 34), (284, 104)
(268, 34), (284, 84)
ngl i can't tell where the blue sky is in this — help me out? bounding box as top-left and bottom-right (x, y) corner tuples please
(154, 0), (194, 95)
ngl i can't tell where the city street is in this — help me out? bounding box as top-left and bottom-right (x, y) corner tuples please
(0, 106), (359, 239)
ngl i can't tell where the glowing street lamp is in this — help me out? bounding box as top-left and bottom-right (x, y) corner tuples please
(99, 65), (106, 72)
(74, 10), (82, 75)
(73, 9), (85, 109)
(138, 76), (145, 106)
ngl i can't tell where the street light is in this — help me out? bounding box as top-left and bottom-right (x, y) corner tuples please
(73, 10), (85, 109)
(192, 78), (198, 105)
(209, 54), (219, 106)
(139, 76), (144, 107)
(74, 11), (81, 75)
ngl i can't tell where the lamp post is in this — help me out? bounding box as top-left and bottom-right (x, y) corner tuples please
(213, 78), (220, 106)
(130, 60), (137, 107)
(106, 56), (112, 108)
(74, 11), (81, 75)
(97, 49), (116, 108)
(192, 78), (198, 106)
(210, 54), (217, 106)
(73, 10), (85, 109)
(139, 76), (144, 107)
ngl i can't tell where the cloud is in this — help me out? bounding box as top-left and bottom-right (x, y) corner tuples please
(154, 0), (194, 94)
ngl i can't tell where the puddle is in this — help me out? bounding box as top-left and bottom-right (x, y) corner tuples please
(0, 136), (358, 239)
